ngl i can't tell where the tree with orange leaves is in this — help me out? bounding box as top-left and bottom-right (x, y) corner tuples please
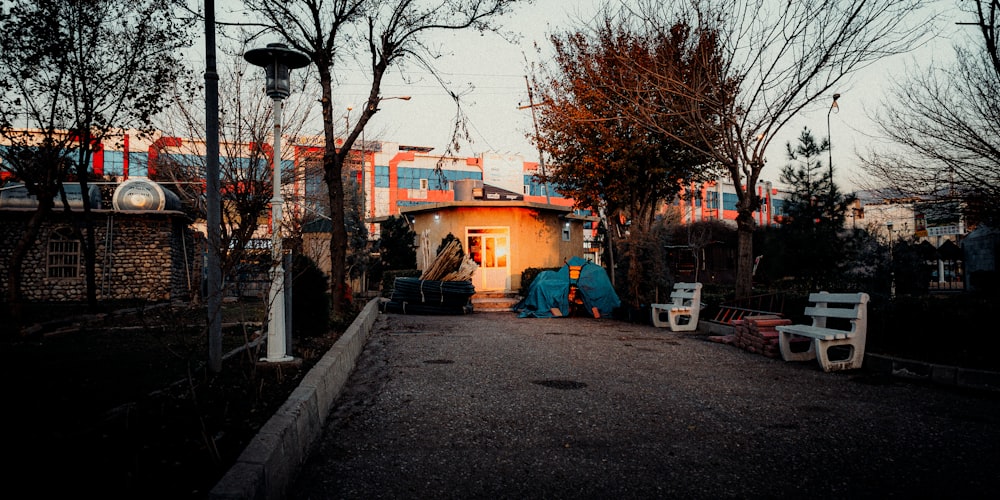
(531, 10), (724, 306)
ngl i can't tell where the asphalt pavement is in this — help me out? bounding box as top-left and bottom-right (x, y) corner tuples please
(289, 311), (1000, 499)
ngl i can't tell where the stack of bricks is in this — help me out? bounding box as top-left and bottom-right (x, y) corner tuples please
(733, 315), (793, 358)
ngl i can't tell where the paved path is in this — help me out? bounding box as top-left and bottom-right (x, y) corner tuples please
(291, 312), (1000, 499)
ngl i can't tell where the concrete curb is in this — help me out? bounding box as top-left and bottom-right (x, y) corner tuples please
(864, 353), (1000, 393)
(209, 298), (382, 500)
(705, 319), (1000, 393)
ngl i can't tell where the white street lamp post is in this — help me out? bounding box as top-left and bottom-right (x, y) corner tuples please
(244, 43), (311, 363)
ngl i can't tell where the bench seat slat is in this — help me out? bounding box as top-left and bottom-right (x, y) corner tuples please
(776, 324), (853, 341)
(806, 292), (867, 303)
(651, 304), (690, 310)
(802, 306), (861, 319)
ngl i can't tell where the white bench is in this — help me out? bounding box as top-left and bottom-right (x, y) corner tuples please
(651, 282), (702, 331)
(775, 291), (870, 372)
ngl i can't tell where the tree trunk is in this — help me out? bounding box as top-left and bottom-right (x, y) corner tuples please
(83, 212), (98, 309)
(317, 66), (348, 320)
(735, 209), (756, 300)
(326, 155), (348, 319)
(76, 176), (99, 310)
(732, 161), (761, 301)
(66, 133), (100, 311)
(4, 204), (52, 336)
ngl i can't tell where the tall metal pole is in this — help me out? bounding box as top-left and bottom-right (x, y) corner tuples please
(265, 96), (292, 362)
(827, 93), (840, 201)
(204, 0), (223, 372)
(887, 221), (895, 300)
(522, 75), (550, 205)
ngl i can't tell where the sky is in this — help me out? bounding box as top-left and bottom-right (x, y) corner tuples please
(212, 0), (966, 194)
(318, 0), (610, 157)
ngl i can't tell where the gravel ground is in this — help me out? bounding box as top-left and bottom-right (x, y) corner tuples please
(290, 312), (1000, 499)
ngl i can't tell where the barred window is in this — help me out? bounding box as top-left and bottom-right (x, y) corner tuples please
(47, 228), (80, 278)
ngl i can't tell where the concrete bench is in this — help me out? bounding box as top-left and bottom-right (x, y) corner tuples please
(651, 282), (702, 331)
(775, 291), (870, 372)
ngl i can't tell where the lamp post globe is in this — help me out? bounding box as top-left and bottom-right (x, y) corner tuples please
(244, 43), (311, 99)
(244, 42), (311, 363)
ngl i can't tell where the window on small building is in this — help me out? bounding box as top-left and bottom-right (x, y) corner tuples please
(47, 227), (80, 278)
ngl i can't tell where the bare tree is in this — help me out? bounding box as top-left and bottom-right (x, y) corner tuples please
(0, 0), (193, 331)
(155, 45), (321, 293)
(242, 0), (525, 319)
(593, 0), (936, 298)
(860, 0), (1000, 227)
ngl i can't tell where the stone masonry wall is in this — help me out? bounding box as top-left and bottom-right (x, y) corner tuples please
(0, 211), (202, 303)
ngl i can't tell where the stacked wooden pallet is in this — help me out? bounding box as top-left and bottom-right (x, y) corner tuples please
(732, 315), (793, 359)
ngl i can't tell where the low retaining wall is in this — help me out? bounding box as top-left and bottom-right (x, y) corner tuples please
(865, 353), (1000, 393)
(209, 298), (381, 500)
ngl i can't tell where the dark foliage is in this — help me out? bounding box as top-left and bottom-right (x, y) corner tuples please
(373, 215), (417, 286)
(765, 128), (859, 290)
(612, 222), (671, 307)
(665, 219), (737, 286)
(1, 301), (346, 499)
(292, 253), (330, 337)
(970, 270), (999, 292)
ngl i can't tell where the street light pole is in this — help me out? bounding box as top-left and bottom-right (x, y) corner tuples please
(204, 0), (223, 373)
(346, 106), (352, 139)
(360, 96), (409, 233)
(371, 95), (411, 108)
(521, 75), (551, 205)
(244, 43), (311, 363)
(887, 220), (895, 299)
(827, 93), (840, 200)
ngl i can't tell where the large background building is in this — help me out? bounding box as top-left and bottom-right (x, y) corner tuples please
(7, 128), (977, 297)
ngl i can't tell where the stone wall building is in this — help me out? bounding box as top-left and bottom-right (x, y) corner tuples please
(0, 183), (202, 303)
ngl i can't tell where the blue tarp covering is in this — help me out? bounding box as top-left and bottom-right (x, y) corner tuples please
(518, 270), (570, 318)
(516, 257), (620, 318)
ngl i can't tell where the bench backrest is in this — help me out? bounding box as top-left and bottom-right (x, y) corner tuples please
(670, 282), (702, 307)
(805, 291), (869, 331)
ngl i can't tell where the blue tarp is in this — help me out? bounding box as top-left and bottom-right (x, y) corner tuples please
(516, 257), (620, 318)
(518, 270), (570, 318)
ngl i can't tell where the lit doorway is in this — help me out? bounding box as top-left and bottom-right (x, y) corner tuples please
(466, 227), (510, 291)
